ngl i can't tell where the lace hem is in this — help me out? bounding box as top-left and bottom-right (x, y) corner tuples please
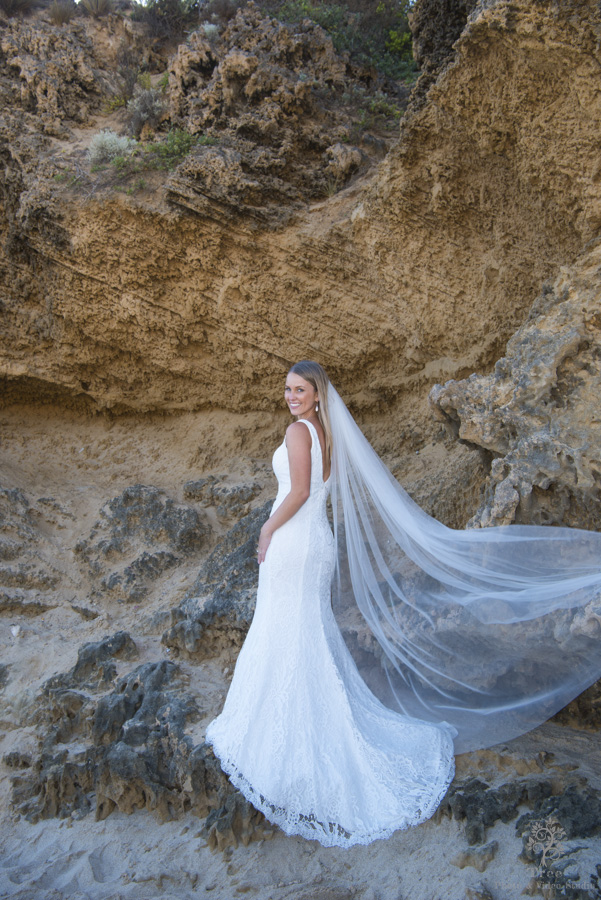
(207, 733), (456, 849)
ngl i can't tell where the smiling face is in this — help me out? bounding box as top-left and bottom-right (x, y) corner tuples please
(285, 371), (318, 419)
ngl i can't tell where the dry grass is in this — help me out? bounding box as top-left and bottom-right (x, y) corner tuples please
(79, 0), (112, 17)
(48, 0), (77, 23)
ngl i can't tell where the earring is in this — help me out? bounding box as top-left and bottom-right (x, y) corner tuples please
(315, 402), (319, 412)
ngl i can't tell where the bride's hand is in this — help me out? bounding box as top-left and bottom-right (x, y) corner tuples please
(257, 526), (272, 564)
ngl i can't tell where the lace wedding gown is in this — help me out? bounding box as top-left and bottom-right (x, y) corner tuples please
(206, 419), (456, 847)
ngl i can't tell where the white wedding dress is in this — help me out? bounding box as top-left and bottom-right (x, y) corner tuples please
(206, 419), (456, 847)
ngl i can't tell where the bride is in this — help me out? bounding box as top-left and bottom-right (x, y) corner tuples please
(206, 360), (601, 847)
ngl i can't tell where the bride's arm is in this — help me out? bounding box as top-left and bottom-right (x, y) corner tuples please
(257, 421), (312, 564)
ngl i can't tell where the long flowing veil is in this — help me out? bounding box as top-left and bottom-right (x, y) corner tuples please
(328, 383), (601, 753)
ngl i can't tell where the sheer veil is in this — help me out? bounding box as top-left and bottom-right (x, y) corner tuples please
(327, 382), (601, 754)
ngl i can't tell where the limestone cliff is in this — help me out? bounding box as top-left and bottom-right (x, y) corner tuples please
(2, 0), (601, 432)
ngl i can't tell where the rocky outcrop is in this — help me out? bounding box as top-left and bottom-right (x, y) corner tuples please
(0, 484), (71, 617)
(431, 240), (601, 530)
(167, 5), (379, 223)
(162, 501), (270, 659)
(4, 0), (601, 431)
(0, 20), (106, 131)
(183, 476), (262, 521)
(5, 630), (271, 847)
(76, 484), (208, 604)
(409, 0), (479, 107)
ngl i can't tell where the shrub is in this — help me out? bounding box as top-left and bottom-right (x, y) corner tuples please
(48, 0), (76, 23)
(145, 128), (196, 168)
(79, 0), (112, 17)
(88, 129), (135, 164)
(0, 0), (37, 16)
(202, 21), (219, 40)
(137, 71), (152, 91)
(132, 0), (199, 40)
(126, 87), (166, 137)
(272, 0), (415, 80)
(116, 43), (142, 100)
(200, 0), (239, 23)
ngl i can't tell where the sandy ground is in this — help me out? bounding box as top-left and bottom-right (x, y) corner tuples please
(2, 723), (600, 900)
(1, 405), (600, 900)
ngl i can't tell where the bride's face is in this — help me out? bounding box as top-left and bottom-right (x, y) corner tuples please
(285, 372), (318, 419)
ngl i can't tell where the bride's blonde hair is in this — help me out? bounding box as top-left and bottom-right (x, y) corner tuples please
(289, 360), (333, 466)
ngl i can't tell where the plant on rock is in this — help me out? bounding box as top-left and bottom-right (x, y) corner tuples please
(88, 130), (136, 165)
(126, 87), (166, 138)
(48, 0), (77, 23)
(79, 0), (112, 16)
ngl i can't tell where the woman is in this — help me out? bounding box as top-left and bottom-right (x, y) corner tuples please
(207, 361), (601, 847)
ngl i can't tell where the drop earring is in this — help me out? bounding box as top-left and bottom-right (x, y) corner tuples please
(315, 402), (319, 412)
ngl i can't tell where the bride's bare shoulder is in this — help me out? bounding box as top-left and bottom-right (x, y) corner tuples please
(285, 420), (313, 446)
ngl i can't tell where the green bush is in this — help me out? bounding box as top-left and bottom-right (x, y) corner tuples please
(145, 128), (198, 168)
(137, 71), (152, 91)
(87, 129), (216, 184)
(271, 0), (415, 80)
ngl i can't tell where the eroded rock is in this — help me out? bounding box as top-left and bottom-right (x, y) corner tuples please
(431, 242), (601, 531)
(162, 501), (269, 659)
(5, 632), (268, 847)
(554, 681), (601, 732)
(205, 790), (274, 851)
(0, 19), (109, 131)
(0, 484), (69, 617)
(76, 484), (208, 603)
(517, 785), (601, 848)
(437, 776), (554, 845)
(451, 840), (498, 873)
(183, 476), (262, 521)
(166, 3), (398, 223)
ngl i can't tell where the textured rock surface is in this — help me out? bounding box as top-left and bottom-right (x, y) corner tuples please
(166, 5), (383, 223)
(0, 20), (106, 129)
(0, 484), (75, 618)
(431, 240), (601, 530)
(183, 476), (262, 521)
(76, 484), (208, 604)
(4, 0), (601, 430)
(162, 501), (270, 659)
(5, 629), (270, 846)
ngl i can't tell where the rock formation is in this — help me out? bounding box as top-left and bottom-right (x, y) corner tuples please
(162, 501), (269, 659)
(431, 240), (601, 531)
(2, 0), (601, 425)
(6, 629), (271, 849)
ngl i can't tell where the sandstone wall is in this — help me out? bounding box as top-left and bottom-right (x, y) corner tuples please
(2, 0), (601, 444)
